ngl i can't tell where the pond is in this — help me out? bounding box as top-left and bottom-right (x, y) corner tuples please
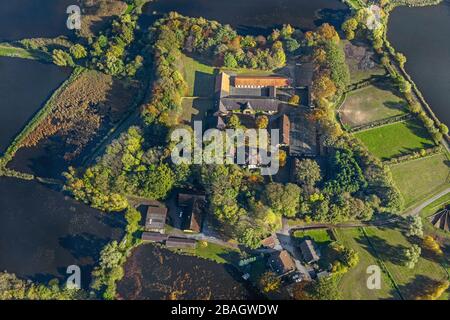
(117, 245), (260, 300)
(0, 0), (74, 41)
(141, 0), (349, 35)
(0, 177), (124, 288)
(387, 1), (450, 127)
(0, 57), (71, 154)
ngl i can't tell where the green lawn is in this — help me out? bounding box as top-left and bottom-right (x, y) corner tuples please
(391, 152), (450, 209)
(334, 228), (398, 300)
(340, 84), (407, 128)
(0, 43), (49, 61)
(364, 227), (448, 300)
(292, 229), (332, 245)
(355, 119), (434, 160)
(176, 241), (240, 265)
(178, 54), (216, 97)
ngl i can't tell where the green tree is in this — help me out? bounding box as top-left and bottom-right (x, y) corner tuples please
(224, 52), (238, 68)
(285, 38), (300, 53)
(294, 159), (322, 188)
(70, 44), (88, 59)
(227, 114), (241, 129)
(324, 41), (350, 93)
(310, 275), (341, 300)
(263, 183), (300, 218)
(52, 49), (74, 67)
(405, 216), (423, 238)
(324, 149), (367, 195)
(259, 271), (281, 293)
(341, 18), (358, 40)
(288, 95), (300, 105)
(255, 115), (269, 129)
(439, 123), (448, 135)
(272, 42), (286, 68)
(404, 244), (421, 269)
(238, 226), (263, 249)
(341, 247), (359, 268)
(396, 52), (407, 68)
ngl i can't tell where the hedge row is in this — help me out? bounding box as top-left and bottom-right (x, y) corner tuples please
(349, 114), (413, 133)
(383, 145), (443, 165)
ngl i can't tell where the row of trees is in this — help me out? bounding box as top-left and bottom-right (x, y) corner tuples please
(64, 126), (189, 212)
(300, 23), (405, 222)
(343, 5), (447, 145)
(160, 13), (289, 70)
(90, 206), (142, 299)
(53, 10), (144, 77)
(143, 13), (298, 125)
(0, 272), (85, 300)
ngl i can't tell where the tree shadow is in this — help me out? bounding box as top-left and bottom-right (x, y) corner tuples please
(193, 70), (217, 97)
(314, 8), (349, 30)
(356, 234), (407, 266)
(392, 274), (443, 300)
(383, 100), (408, 112)
(58, 232), (110, 261)
(219, 256), (265, 300)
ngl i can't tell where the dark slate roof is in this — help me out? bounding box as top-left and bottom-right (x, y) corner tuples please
(299, 239), (320, 264)
(220, 97), (281, 112)
(178, 193), (206, 206)
(296, 62), (314, 87)
(145, 206), (168, 230)
(288, 109), (318, 156)
(141, 232), (168, 242)
(166, 237), (197, 248)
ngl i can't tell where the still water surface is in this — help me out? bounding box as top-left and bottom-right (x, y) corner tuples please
(387, 1), (450, 126)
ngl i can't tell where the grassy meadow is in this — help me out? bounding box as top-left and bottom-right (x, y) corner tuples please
(355, 119), (434, 160)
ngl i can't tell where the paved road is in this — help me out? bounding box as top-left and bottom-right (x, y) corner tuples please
(403, 188), (450, 217)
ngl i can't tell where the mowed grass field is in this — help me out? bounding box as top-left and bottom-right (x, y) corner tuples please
(364, 227), (448, 300)
(340, 84), (407, 128)
(355, 119), (434, 160)
(391, 152), (450, 209)
(335, 228), (398, 300)
(178, 54), (216, 97)
(292, 229), (332, 245)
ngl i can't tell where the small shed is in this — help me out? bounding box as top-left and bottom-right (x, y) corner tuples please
(299, 239), (320, 264)
(141, 232), (168, 243)
(145, 206), (168, 233)
(166, 237), (197, 249)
